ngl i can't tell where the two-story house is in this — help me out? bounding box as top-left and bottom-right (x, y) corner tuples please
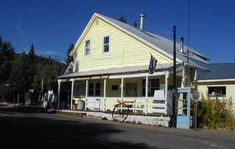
(57, 13), (209, 115)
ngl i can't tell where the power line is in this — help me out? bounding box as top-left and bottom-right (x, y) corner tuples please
(187, 0), (191, 53)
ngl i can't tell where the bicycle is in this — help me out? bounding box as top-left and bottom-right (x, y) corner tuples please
(112, 102), (131, 122)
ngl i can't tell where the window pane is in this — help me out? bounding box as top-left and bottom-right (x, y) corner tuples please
(104, 36), (109, 44)
(111, 85), (118, 91)
(95, 83), (101, 96)
(142, 80), (146, 96)
(125, 83), (137, 97)
(85, 40), (90, 55)
(208, 87), (226, 97)
(103, 36), (109, 53)
(104, 44), (109, 52)
(88, 83), (93, 96)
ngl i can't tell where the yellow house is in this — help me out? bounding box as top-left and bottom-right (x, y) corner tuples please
(58, 13), (209, 116)
(197, 63), (235, 110)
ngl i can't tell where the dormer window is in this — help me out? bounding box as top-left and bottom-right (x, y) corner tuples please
(103, 36), (109, 53)
(85, 40), (90, 55)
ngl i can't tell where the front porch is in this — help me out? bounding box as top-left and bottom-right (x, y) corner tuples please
(58, 71), (178, 117)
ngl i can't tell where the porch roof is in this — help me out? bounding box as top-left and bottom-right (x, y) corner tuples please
(58, 64), (178, 79)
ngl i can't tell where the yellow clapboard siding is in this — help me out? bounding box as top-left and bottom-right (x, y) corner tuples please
(74, 17), (172, 72)
(197, 82), (235, 110)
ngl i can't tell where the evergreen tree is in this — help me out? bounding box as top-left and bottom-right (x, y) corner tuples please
(0, 41), (14, 62)
(29, 44), (35, 63)
(65, 43), (74, 65)
(0, 36), (2, 48)
(8, 53), (30, 96)
(118, 16), (127, 23)
(0, 39), (15, 83)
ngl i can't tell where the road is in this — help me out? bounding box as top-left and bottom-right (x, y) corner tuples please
(0, 104), (234, 149)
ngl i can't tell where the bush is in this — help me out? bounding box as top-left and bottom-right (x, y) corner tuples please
(198, 95), (235, 129)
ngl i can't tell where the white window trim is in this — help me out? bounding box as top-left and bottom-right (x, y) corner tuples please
(207, 86), (226, 97)
(103, 35), (110, 55)
(84, 39), (91, 56)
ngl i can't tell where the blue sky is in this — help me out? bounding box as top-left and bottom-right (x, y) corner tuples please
(0, 0), (235, 63)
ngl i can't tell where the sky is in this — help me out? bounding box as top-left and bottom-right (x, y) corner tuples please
(0, 0), (235, 63)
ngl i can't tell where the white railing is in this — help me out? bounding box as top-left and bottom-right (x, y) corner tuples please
(86, 97), (106, 112)
(85, 95), (172, 115)
(86, 97), (149, 114)
(114, 97), (148, 114)
(152, 90), (173, 116)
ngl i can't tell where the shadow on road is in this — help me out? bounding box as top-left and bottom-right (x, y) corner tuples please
(0, 106), (154, 149)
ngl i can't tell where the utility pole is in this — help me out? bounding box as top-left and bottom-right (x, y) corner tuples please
(172, 25), (177, 127)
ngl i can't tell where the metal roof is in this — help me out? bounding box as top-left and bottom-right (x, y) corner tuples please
(58, 64), (174, 79)
(197, 63), (235, 80)
(96, 13), (208, 69)
(64, 13), (210, 79)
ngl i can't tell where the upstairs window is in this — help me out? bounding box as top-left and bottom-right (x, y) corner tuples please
(103, 36), (109, 53)
(208, 86), (226, 97)
(85, 40), (90, 55)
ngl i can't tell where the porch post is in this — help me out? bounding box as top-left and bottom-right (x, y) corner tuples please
(57, 79), (61, 109)
(85, 80), (88, 97)
(103, 79), (106, 112)
(70, 79), (75, 110)
(145, 76), (148, 114)
(85, 80), (88, 110)
(104, 79), (106, 98)
(145, 76), (148, 98)
(121, 78), (124, 99)
(165, 72), (169, 98)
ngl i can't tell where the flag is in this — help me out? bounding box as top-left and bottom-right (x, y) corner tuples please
(148, 55), (157, 74)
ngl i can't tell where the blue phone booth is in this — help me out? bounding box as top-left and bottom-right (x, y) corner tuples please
(176, 87), (192, 129)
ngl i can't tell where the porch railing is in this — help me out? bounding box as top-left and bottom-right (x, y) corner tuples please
(86, 97), (150, 114)
(85, 95), (172, 116)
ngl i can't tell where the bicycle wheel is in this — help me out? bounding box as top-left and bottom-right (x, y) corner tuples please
(112, 103), (130, 122)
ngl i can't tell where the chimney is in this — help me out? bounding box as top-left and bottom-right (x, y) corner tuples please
(140, 13), (145, 30)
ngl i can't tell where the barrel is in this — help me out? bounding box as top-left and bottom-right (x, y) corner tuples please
(77, 99), (85, 110)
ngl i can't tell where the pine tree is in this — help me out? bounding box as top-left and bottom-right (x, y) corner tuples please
(0, 36), (2, 48)
(29, 44), (35, 63)
(65, 43), (74, 65)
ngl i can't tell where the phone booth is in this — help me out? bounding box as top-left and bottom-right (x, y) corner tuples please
(176, 87), (192, 129)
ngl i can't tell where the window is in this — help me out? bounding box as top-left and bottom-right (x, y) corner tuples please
(125, 83), (137, 97)
(103, 36), (109, 53)
(95, 83), (101, 96)
(88, 82), (101, 96)
(88, 83), (94, 96)
(85, 40), (90, 55)
(142, 79), (160, 97)
(111, 85), (119, 91)
(208, 86), (226, 97)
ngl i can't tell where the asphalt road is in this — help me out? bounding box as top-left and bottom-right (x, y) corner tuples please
(0, 104), (234, 149)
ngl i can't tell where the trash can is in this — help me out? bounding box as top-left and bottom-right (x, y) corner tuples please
(77, 99), (85, 110)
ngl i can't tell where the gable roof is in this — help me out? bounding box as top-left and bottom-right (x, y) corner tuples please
(70, 13), (209, 69)
(197, 63), (235, 81)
